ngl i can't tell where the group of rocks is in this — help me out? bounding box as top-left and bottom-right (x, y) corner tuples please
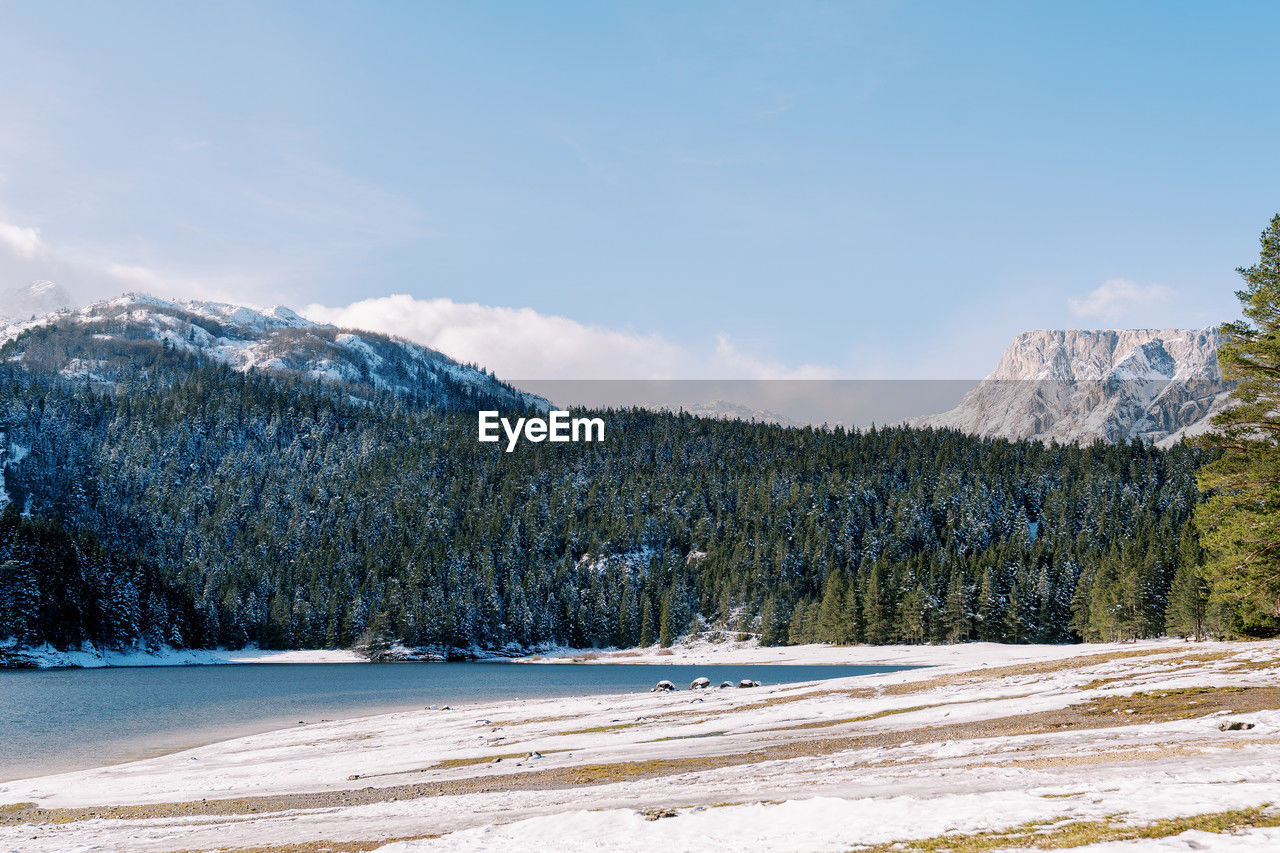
(651, 677), (760, 692)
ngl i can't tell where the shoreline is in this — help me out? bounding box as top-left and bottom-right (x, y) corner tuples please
(0, 642), (369, 669)
(1, 651), (916, 783)
(6, 639), (1279, 851)
(3, 632), (1199, 671)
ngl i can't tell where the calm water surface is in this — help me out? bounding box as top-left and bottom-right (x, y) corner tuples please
(0, 661), (913, 781)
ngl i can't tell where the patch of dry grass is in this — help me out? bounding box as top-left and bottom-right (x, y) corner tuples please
(642, 730), (727, 743)
(854, 805), (1280, 852)
(555, 721), (644, 736)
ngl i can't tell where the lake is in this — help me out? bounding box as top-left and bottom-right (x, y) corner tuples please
(0, 662), (912, 782)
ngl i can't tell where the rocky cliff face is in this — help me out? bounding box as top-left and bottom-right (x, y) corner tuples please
(914, 328), (1232, 446)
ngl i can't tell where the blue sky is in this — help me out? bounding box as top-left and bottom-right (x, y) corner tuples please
(1, 1), (1277, 378)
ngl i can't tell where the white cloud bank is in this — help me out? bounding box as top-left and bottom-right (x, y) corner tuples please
(1068, 278), (1174, 325)
(304, 294), (838, 380)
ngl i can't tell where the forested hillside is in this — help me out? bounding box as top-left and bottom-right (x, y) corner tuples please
(0, 337), (1218, 656)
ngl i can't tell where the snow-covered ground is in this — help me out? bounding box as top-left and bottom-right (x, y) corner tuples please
(3, 640), (1279, 852)
(0, 639), (365, 668)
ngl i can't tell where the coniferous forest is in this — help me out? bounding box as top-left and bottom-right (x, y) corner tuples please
(0, 329), (1229, 656)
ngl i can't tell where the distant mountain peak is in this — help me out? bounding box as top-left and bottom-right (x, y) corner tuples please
(913, 327), (1231, 446)
(0, 280), (75, 321)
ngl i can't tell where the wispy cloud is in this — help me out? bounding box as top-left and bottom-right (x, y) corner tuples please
(0, 213), (256, 308)
(1068, 278), (1174, 325)
(713, 333), (838, 380)
(304, 294), (838, 380)
(0, 222), (45, 258)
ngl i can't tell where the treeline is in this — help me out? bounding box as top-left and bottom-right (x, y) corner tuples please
(0, 358), (1228, 655)
(0, 512), (198, 651)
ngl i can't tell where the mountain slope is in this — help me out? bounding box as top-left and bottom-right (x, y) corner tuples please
(914, 328), (1232, 446)
(0, 293), (546, 411)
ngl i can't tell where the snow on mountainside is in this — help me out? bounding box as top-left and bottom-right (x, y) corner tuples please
(913, 328), (1232, 447)
(643, 399), (803, 428)
(0, 293), (547, 411)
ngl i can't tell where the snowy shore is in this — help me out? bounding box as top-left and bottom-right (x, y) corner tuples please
(3, 639), (1280, 851)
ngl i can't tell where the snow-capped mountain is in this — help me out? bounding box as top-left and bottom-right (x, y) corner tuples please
(913, 328), (1232, 446)
(0, 280), (75, 322)
(0, 293), (547, 411)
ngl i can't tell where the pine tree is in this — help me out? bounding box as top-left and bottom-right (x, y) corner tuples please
(1166, 523), (1209, 640)
(942, 568), (971, 643)
(815, 571), (848, 644)
(787, 599), (814, 645)
(658, 589), (675, 648)
(1195, 214), (1280, 634)
(639, 595), (656, 647)
(1002, 578), (1028, 643)
(898, 585), (926, 644)
(862, 561), (891, 644)
(758, 595), (785, 646)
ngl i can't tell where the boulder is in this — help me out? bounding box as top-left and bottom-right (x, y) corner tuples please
(1219, 720), (1256, 731)
(690, 677), (711, 690)
(737, 679), (760, 689)
(652, 680), (676, 692)
(719, 681), (733, 689)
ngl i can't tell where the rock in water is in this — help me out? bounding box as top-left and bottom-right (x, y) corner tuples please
(652, 680), (676, 692)
(737, 679), (760, 689)
(690, 677), (711, 690)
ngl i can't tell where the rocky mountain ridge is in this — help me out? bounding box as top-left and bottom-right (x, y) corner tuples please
(913, 328), (1232, 446)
